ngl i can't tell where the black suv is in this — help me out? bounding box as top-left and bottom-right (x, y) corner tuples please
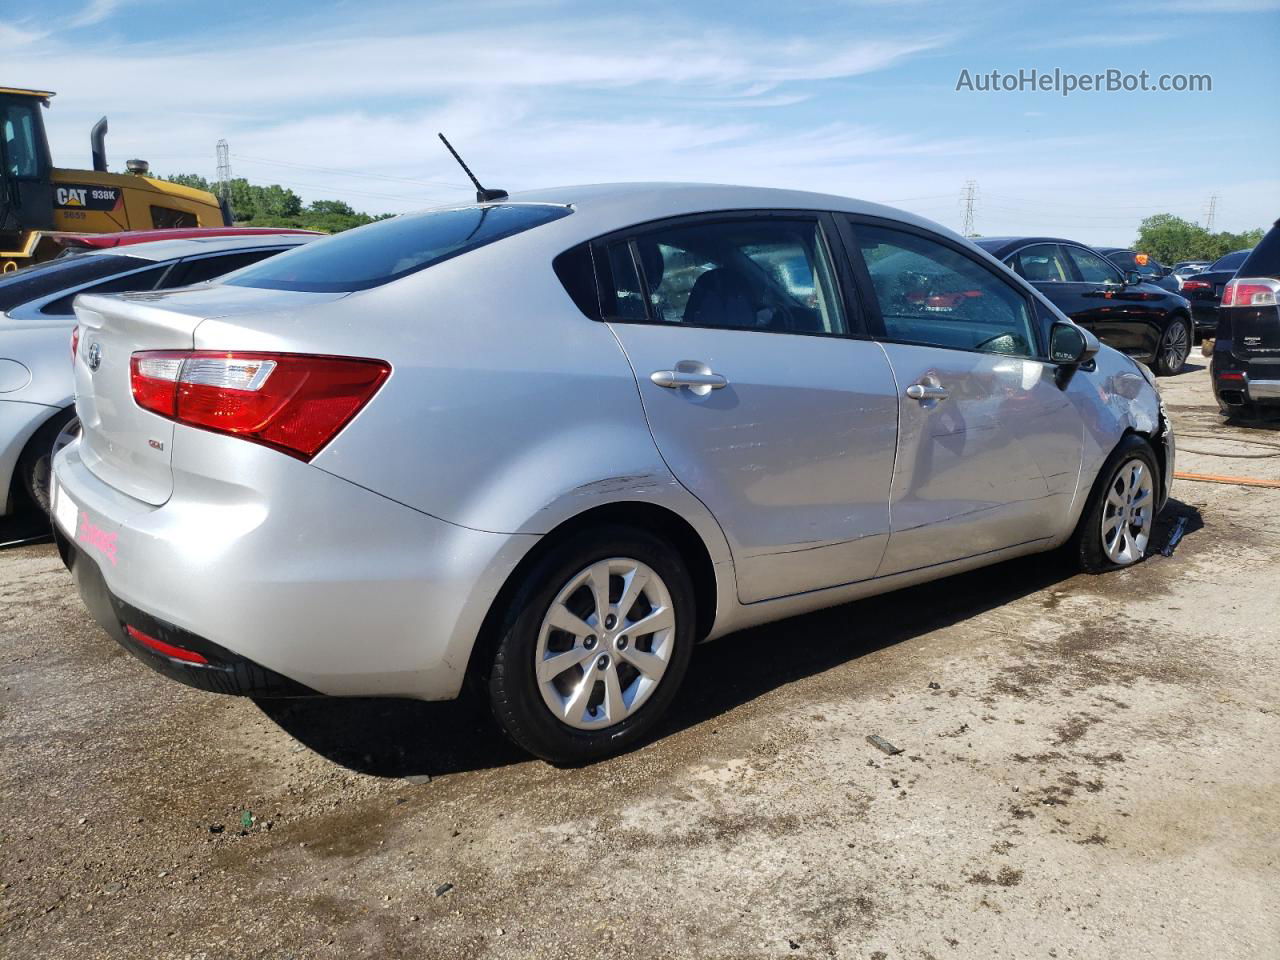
(1210, 222), (1280, 420)
(975, 237), (1195, 375)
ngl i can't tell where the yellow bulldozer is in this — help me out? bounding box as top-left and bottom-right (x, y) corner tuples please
(1, 87), (229, 272)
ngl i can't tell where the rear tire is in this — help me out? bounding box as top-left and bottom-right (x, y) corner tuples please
(1071, 435), (1161, 574)
(1154, 317), (1191, 376)
(487, 525), (695, 764)
(15, 408), (76, 515)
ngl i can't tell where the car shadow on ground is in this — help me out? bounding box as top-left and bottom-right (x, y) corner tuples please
(0, 509), (53, 549)
(259, 500), (1204, 779)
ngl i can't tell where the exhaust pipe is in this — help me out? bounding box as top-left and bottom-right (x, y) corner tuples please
(90, 116), (108, 172)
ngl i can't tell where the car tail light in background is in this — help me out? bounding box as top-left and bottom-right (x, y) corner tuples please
(1181, 279), (1212, 292)
(1220, 278), (1280, 308)
(129, 351), (391, 460)
(71, 325), (80, 365)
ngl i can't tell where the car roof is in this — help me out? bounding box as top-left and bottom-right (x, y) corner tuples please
(501, 182), (960, 240)
(78, 232), (316, 262)
(58, 227), (323, 250)
(971, 236), (1089, 257)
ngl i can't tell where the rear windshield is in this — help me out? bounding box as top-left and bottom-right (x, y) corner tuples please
(1209, 250), (1251, 273)
(1238, 225), (1280, 277)
(0, 254), (145, 313)
(224, 203), (572, 293)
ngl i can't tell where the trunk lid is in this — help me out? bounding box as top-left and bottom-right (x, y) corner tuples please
(72, 285), (347, 504)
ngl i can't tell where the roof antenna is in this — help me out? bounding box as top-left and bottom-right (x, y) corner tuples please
(437, 133), (508, 203)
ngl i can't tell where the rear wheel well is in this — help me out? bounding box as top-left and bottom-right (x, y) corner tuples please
(465, 502), (719, 688)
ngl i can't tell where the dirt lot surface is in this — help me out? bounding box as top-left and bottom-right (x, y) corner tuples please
(2, 362), (1277, 960)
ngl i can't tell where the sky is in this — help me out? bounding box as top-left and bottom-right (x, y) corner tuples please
(4, 0), (1278, 246)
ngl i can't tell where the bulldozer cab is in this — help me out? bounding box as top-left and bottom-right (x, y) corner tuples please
(0, 88), (56, 269)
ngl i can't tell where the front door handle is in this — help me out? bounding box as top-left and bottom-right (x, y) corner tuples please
(906, 383), (949, 401)
(651, 370), (728, 390)
(650, 361), (729, 396)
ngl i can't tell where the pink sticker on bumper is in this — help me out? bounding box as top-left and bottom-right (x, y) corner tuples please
(77, 511), (118, 567)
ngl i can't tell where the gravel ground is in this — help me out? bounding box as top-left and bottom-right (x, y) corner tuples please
(2, 361), (1277, 960)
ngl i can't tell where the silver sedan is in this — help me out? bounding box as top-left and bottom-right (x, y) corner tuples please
(50, 184), (1174, 762)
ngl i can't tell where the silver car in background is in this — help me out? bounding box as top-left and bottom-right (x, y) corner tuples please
(50, 184), (1174, 763)
(0, 233), (313, 515)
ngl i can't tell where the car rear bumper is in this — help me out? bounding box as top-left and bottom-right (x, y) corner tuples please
(51, 430), (537, 700)
(55, 528), (317, 696)
(1211, 351), (1280, 408)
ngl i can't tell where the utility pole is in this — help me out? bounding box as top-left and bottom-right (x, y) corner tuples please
(215, 139), (232, 205)
(961, 179), (977, 237)
(1203, 193), (1219, 232)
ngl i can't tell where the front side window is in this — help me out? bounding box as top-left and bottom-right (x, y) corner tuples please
(1065, 246), (1124, 284)
(605, 217), (847, 335)
(1, 101), (42, 178)
(855, 224), (1036, 357)
(225, 203), (571, 293)
(1011, 244), (1072, 283)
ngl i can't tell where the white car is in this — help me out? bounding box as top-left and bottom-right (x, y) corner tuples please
(0, 232), (312, 515)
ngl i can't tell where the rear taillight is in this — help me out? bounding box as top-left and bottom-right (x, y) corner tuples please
(1220, 278), (1280, 308)
(129, 351), (390, 460)
(71, 325), (80, 365)
(1181, 279), (1211, 292)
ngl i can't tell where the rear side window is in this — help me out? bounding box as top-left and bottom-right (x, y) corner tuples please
(160, 249), (285, 288)
(41, 264), (171, 316)
(0, 254), (145, 313)
(225, 204), (572, 293)
(1012, 244), (1072, 283)
(604, 217), (848, 335)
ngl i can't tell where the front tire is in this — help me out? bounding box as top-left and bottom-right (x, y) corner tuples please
(1071, 435), (1160, 574)
(1154, 317), (1191, 376)
(487, 526), (695, 764)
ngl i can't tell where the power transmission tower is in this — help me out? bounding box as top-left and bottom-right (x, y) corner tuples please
(215, 139), (232, 204)
(1203, 193), (1219, 232)
(961, 179), (977, 237)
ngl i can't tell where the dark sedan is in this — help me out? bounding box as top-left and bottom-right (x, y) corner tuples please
(1210, 225), (1280, 420)
(1096, 247), (1180, 293)
(1181, 248), (1253, 335)
(976, 236), (1194, 375)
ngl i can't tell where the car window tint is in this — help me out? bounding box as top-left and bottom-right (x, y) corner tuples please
(1065, 246), (1123, 283)
(0, 254), (146, 313)
(1013, 244), (1072, 283)
(224, 203), (571, 293)
(612, 218), (846, 335)
(40, 264), (170, 316)
(856, 224), (1036, 358)
(161, 249), (286, 288)
(605, 243), (648, 321)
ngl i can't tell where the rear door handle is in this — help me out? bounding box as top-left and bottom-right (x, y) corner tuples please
(906, 383), (949, 401)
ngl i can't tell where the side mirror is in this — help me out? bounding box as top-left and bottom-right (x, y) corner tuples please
(1050, 321), (1100, 366)
(1123, 269), (1143, 286)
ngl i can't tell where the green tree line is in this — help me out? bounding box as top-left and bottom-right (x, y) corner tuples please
(163, 173), (393, 233)
(1134, 213), (1266, 264)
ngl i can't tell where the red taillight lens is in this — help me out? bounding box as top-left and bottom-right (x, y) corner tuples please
(1221, 278), (1280, 308)
(125, 625), (209, 665)
(129, 351), (390, 460)
(1181, 279), (1211, 292)
(71, 325), (80, 365)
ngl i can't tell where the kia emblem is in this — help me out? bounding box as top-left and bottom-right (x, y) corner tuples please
(87, 341), (102, 372)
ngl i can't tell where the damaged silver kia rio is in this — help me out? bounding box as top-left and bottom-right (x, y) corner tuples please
(51, 184), (1173, 763)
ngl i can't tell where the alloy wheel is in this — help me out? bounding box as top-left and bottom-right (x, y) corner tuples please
(534, 558), (676, 730)
(1101, 458), (1154, 565)
(1163, 321), (1190, 374)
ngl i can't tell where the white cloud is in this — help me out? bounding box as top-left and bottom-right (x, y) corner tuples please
(69, 0), (122, 27)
